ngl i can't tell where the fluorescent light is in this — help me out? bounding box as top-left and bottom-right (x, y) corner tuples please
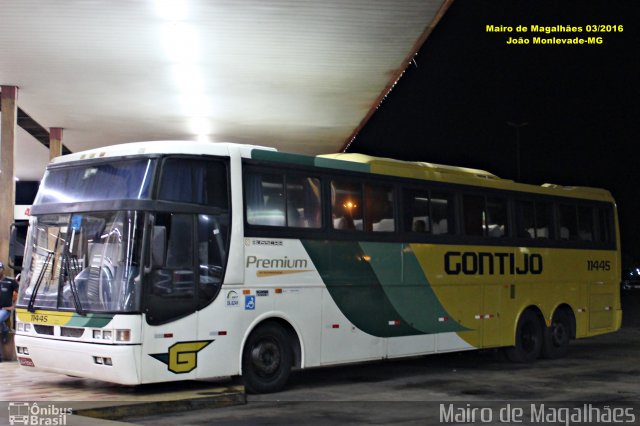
(161, 23), (199, 63)
(155, 0), (212, 142)
(154, 0), (188, 21)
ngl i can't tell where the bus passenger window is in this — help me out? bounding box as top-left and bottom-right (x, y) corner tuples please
(558, 204), (578, 240)
(597, 208), (612, 242)
(535, 202), (553, 239)
(577, 206), (594, 241)
(431, 192), (454, 235)
(403, 189), (430, 233)
(331, 180), (363, 231)
(515, 200), (535, 238)
(486, 198), (508, 238)
(286, 176), (321, 228)
(159, 158), (228, 209)
(463, 195), (484, 237)
(364, 184), (395, 232)
(246, 172), (285, 226)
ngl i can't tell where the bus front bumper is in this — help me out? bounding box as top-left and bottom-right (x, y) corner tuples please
(14, 334), (142, 385)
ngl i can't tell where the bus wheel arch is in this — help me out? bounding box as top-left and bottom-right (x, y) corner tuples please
(240, 317), (301, 394)
(542, 304), (575, 359)
(505, 306), (545, 363)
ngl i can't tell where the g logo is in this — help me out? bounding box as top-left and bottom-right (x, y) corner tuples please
(150, 340), (213, 374)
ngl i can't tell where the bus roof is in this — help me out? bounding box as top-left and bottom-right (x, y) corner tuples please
(49, 141), (614, 203)
(49, 140), (276, 165)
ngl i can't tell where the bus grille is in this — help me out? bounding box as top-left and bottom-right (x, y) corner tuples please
(61, 327), (85, 338)
(33, 325), (54, 335)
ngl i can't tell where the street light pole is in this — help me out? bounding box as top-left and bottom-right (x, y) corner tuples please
(507, 121), (528, 181)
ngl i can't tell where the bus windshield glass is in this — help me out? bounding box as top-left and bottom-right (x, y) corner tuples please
(18, 211), (144, 313)
(34, 159), (155, 205)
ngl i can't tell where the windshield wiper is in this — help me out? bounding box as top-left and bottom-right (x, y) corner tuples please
(62, 252), (85, 316)
(27, 250), (54, 313)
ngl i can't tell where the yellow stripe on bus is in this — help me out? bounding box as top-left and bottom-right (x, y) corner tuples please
(16, 308), (75, 326)
(256, 269), (314, 277)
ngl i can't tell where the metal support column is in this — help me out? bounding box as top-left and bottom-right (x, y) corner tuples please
(0, 86), (18, 270)
(49, 127), (63, 160)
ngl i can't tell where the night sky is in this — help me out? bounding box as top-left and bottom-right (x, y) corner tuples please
(349, 0), (640, 265)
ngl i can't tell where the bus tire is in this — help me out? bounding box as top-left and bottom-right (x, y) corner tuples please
(541, 309), (571, 359)
(242, 323), (292, 394)
(505, 310), (543, 363)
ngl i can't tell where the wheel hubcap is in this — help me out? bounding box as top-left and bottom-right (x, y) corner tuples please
(522, 322), (537, 353)
(251, 340), (281, 376)
(551, 322), (567, 347)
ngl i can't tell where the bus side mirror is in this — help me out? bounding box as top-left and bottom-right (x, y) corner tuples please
(150, 226), (166, 269)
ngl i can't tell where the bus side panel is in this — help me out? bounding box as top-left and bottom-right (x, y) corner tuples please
(242, 238), (325, 368)
(140, 313), (199, 383)
(320, 288), (386, 365)
(194, 293), (244, 379)
(274, 287), (323, 368)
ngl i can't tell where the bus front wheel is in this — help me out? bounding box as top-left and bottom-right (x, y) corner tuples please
(505, 310), (543, 363)
(242, 323), (292, 394)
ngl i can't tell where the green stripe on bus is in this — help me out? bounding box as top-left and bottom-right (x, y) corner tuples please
(251, 148), (371, 174)
(302, 240), (422, 337)
(250, 149), (316, 167)
(359, 242), (468, 333)
(66, 313), (114, 328)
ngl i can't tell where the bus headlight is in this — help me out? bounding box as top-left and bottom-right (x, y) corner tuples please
(17, 322), (31, 332)
(116, 329), (131, 342)
(102, 330), (113, 340)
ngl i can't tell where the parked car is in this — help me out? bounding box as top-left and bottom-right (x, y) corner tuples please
(622, 267), (640, 290)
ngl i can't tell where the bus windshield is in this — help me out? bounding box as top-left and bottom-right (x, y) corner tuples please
(34, 159), (155, 205)
(18, 211), (144, 313)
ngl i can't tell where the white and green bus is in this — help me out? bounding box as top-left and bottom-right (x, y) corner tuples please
(15, 141), (621, 393)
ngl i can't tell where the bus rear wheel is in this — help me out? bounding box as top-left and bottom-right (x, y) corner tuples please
(506, 310), (543, 363)
(242, 323), (292, 394)
(542, 309), (571, 359)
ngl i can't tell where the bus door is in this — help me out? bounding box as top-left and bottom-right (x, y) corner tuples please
(141, 213), (200, 381)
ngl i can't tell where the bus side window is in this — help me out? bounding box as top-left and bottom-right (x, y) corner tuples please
(486, 198), (508, 238)
(197, 214), (228, 309)
(165, 214), (193, 269)
(159, 158), (228, 209)
(403, 189), (430, 233)
(577, 206), (594, 241)
(463, 195), (484, 237)
(331, 180), (363, 231)
(431, 191), (454, 235)
(246, 172), (286, 226)
(515, 200), (535, 238)
(286, 176), (321, 228)
(146, 213), (197, 325)
(557, 204), (578, 240)
(364, 184), (395, 232)
(534, 201), (553, 239)
(597, 207), (612, 242)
